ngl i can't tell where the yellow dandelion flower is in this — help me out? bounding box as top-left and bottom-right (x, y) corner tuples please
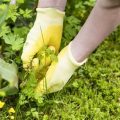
(10, 116), (14, 120)
(0, 101), (5, 109)
(8, 107), (15, 114)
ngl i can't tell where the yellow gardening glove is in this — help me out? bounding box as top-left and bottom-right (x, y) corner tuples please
(21, 8), (64, 69)
(35, 42), (87, 94)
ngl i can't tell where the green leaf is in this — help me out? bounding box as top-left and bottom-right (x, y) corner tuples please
(6, 4), (18, 22)
(3, 33), (24, 51)
(0, 23), (11, 37)
(19, 8), (32, 18)
(0, 4), (8, 26)
(13, 26), (29, 38)
(0, 58), (18, 96)
(17, 0), (24, 4)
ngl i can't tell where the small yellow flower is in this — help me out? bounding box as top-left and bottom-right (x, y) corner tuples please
(10, 116), (14, 120)
(0, 101), (5, 109)
(8, 107), (15, 114)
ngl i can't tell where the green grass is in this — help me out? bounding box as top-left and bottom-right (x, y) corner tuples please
(0, 0), (120, 119)
(1, 30), (120, 120)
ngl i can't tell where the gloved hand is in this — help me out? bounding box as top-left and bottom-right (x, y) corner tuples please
(35, 42), (87, 94)
(21, 8), (65, 69)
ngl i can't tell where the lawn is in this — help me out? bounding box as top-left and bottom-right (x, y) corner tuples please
(0, 0), (120, 120)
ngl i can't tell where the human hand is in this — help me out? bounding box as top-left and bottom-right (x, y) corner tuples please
(35, 42), (87, 94)
(21, 8), (64, 69)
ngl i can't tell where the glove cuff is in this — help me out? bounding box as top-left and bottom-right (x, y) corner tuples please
(36, 8), (65, 18)
(68, 42), (88, 67)
(38, 0), (67, 11)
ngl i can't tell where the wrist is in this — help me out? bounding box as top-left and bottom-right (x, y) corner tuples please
(10, 0), (16, 4)
(37, 0), (67, 11)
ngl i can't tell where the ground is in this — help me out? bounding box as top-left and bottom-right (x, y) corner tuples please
(0, 0), (120, 120)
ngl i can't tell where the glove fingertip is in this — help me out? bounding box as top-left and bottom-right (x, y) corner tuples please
(32, 58), (39, 70)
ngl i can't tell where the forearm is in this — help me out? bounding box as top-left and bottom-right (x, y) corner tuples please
(71, 0), (120, 62)
(10, 0), (16, 4)
(37, 0), (67, 11)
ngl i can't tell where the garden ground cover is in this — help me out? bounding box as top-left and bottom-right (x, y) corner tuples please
(0, 0), (120, 119)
